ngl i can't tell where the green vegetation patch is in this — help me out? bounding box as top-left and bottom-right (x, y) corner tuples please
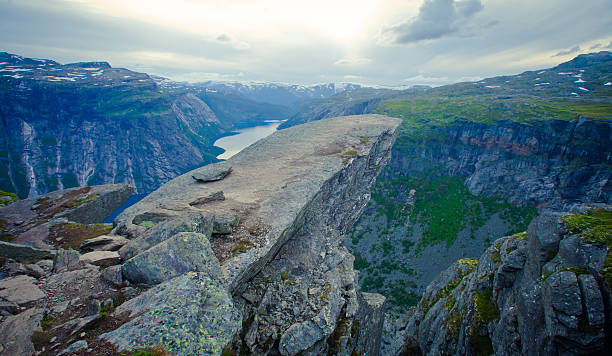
(0, 190), (18, 206)
(370, 174), (537, 248)
(562, 208), (612, 243)
(48, 222), (113, 249)
(561, 208), (612, 286)
(65, 193), (99, 208)
(473, 289), (500, 324)
(540, 266), (588, 281)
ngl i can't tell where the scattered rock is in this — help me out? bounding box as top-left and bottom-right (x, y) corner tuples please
(87, 299), (101, 316)
(79, 235), (129, 252)
(25, 263), (45, 278)
(36, 259), (54, 272)
(0, 308), (43, 356)
(213, 212), (239, 234)
(101, 265), (124, 287)
(191, 163), (232, 183)
(122, 232), (221, 285)
(58, 340), (88, 355)
(100, 272), (241, 355)
(53, 249), (81, 273)
(79, 251), (121, 267)
(189, 191), (225, 206)
(51, 300), (70, 314)
(0, 301), (18, 315)
(60, 314), (101, 336)
(0, 275), (46, 305)
(0, 241), (54, 262)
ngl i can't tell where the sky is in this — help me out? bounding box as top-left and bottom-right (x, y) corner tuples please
(0, 0), (611, 86)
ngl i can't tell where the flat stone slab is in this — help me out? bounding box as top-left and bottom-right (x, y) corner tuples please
(0, 275), (46, 305)
(0, 241), (54, 261)
(192, 164), (232, 183)
(79, 251), (121, 267)
(79, 235), (129, 252)
(115, 115), (401, 290)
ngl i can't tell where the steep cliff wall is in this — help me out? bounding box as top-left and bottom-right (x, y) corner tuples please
(0, 53), (226, 198)
(396, 206), (611, 356)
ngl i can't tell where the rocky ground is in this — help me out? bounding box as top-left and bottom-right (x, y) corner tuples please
(0, 114), (401, 355)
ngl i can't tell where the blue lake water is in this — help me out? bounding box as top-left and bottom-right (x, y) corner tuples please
(214, 120), (283, 160)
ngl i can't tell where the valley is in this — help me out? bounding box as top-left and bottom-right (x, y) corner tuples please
(0, 49), (610, 356)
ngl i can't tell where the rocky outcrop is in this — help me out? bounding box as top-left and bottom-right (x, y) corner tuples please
(395, 206), (611, 355)
(101, 114), (400, 354)
(0, 184), (133, 256)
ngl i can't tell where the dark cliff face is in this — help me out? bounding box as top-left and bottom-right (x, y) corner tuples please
(0, 53), (224, 198)
(390, 118), (611, 210)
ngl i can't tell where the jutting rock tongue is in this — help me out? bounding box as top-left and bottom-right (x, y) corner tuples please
(105, 114), (401, 355)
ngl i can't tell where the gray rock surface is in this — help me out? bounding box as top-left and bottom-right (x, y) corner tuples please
(58, 340), (88, 355)
(100, 272), (241, 355)
(115, 115), (401, 293)
(213, 212), (239, 234)
(111, 115), (400, 355)
(122, 232), (221, 285)
(52, 249), (82, 273)
(0, 241), (54, 261)
(78, 250), (121, 267)
(0, 308), (43, 356)
(395, 208), (611, 356)
(0, 184), (134, 250)
(189, 190), (225, 206)
(0, 275), (46, 305)
(118, 212), (214, 259)
(101, 265), (124, 287)
(192, 163), (232, 183)
(79, 234), (129, 252)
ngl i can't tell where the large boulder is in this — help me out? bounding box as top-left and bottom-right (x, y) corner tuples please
(0, 308), (44, 356)
(119, 213), (214, 260)
(100, 272), (241, 355)
(122, 232), (221, 285)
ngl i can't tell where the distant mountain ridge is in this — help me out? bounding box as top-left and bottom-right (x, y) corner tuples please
(193, 80), (364, 106)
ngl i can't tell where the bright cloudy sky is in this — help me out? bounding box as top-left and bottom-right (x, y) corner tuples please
(1, 0), (611, 86)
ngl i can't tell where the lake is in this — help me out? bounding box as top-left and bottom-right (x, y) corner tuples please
(214, 120), (283, 160)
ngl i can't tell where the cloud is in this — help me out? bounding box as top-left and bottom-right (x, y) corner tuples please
(553, 45), (580, 57)
(216, 34), (231, 42)
(590, 43), (601, 50)
(234, 41), (251, 50)
(343, 75), (363, 80)
(334, 58), (371, 66)
(380, 0), (485, 44)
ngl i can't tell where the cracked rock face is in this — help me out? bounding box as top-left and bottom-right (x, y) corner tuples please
(395, 207), (611, 356)
(106, 114), (400, 354)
